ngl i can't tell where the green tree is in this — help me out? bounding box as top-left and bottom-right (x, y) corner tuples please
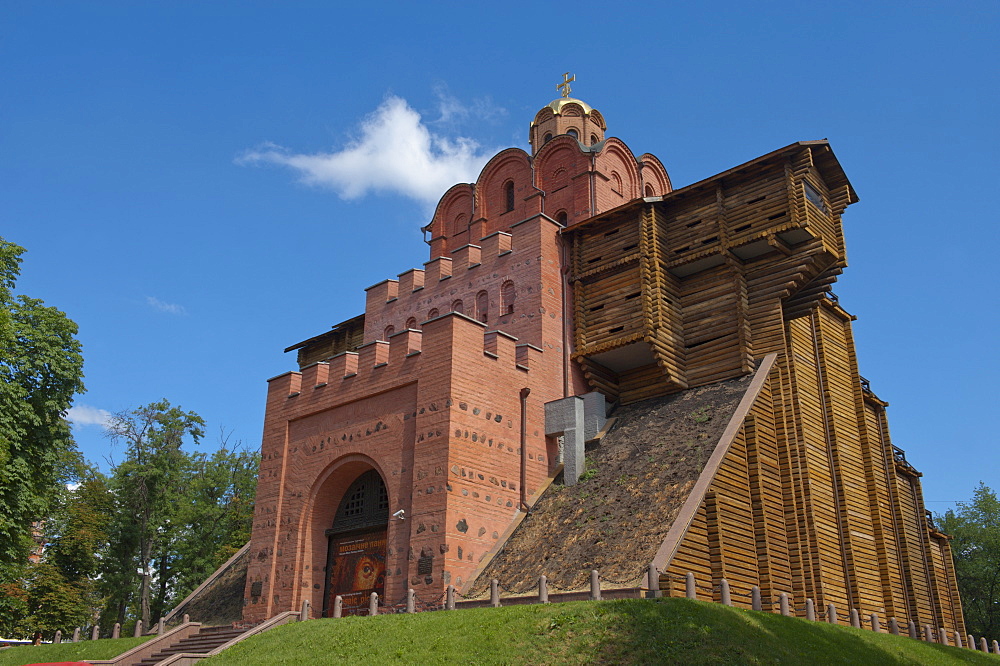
(171, 442), (258, 600)
(105, 400), (204, 627)
(937, 482), (1000, 640)
(0, 237), (85, 571)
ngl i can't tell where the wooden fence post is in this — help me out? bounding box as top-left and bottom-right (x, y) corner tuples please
(333, 595), (343, 618)
(538, 575), (548, 604)
(720, 579), (732, 607)
(591, 571), (602, 602)
(685, 573), (695, 600)
(751, 586), (762, 611)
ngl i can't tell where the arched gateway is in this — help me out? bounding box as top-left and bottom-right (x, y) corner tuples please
(322, 469), (389, 616)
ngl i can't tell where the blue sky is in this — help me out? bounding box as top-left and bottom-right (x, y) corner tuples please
(3, 1), (997, 512)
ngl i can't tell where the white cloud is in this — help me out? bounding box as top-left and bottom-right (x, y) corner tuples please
(66, 404), (111, 429)
(146, 296), (187, 316)
(237, 95), (499, 206)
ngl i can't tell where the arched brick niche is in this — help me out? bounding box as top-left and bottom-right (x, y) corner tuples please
(474, 148), (533, 237)
(640, 153), (673, 196)
(428, 183), (474, 257)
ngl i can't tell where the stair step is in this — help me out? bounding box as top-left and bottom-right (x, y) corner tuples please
(134, 628), (248, 665)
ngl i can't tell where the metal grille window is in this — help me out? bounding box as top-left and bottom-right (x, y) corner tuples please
(330, 470), (390, 534)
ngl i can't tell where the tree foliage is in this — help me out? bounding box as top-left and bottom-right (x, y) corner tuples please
(104, 400), (205, 628)
(0, 237), (85, 569)
(937, 482), (1000, 639)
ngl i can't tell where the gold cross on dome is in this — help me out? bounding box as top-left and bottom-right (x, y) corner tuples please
(557, 72), (575, 98)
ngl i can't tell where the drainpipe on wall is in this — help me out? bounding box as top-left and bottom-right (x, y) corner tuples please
(519, 387), (531, 511)
(561, 237), (572, 398)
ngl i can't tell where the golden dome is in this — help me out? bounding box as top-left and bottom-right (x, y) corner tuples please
(546, 97), (594, 115)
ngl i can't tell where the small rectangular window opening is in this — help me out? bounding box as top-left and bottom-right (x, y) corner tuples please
(803, 181), (827, 213)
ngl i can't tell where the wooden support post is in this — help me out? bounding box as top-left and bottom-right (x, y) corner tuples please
(805, 598), (814, 621)
(685, 572), (696, 600)
(908, 621), (918, 639)
(446, 585), (455, 610)
(299, 599), (310, 621)
(751, 586), (762, 611)
(590, 571), (602, 602)
(870, 613), (880, 633)
(133, 620), (142, 638)
(850, 609), (860, 629)
(647, 564), (661, 599)
(720, 579), (732, 607)
(538, 575), (548, 604)
(827, 604), (837, 624)
(369, 592), (378, 616)
(406, 589), (415, 614)
(889, 618), (899, 636)
(112, 623), (120, 639)
(333, 595), (343, 618)
(491, 579), (501, 607)
(779, 593), (790, 617)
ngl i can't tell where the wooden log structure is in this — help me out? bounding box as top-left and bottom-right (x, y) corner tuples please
(563, 141), (966, 635)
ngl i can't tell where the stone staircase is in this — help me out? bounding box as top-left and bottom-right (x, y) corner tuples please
(133, 625), (246, 665)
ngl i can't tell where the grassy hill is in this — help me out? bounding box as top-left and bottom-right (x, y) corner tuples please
(0, 635), (150, 666)
(203, 598), (997, 665)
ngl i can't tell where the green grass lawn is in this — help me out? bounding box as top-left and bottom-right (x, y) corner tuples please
(202, 598), (999, 665)
(0, 635), (151, 666)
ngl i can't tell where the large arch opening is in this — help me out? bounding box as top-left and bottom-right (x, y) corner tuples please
(322, 469), (389, 616)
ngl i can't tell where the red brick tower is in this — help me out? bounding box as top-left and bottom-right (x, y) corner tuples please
(242, 92), (672, 622)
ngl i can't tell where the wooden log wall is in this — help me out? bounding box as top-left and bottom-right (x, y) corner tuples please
(662, 301), (965, 634)
(565, 143), (964, 634)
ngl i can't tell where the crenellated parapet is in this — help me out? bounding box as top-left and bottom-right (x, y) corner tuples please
(364, 214), (563, 357)
(267, 314), (535, 411)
